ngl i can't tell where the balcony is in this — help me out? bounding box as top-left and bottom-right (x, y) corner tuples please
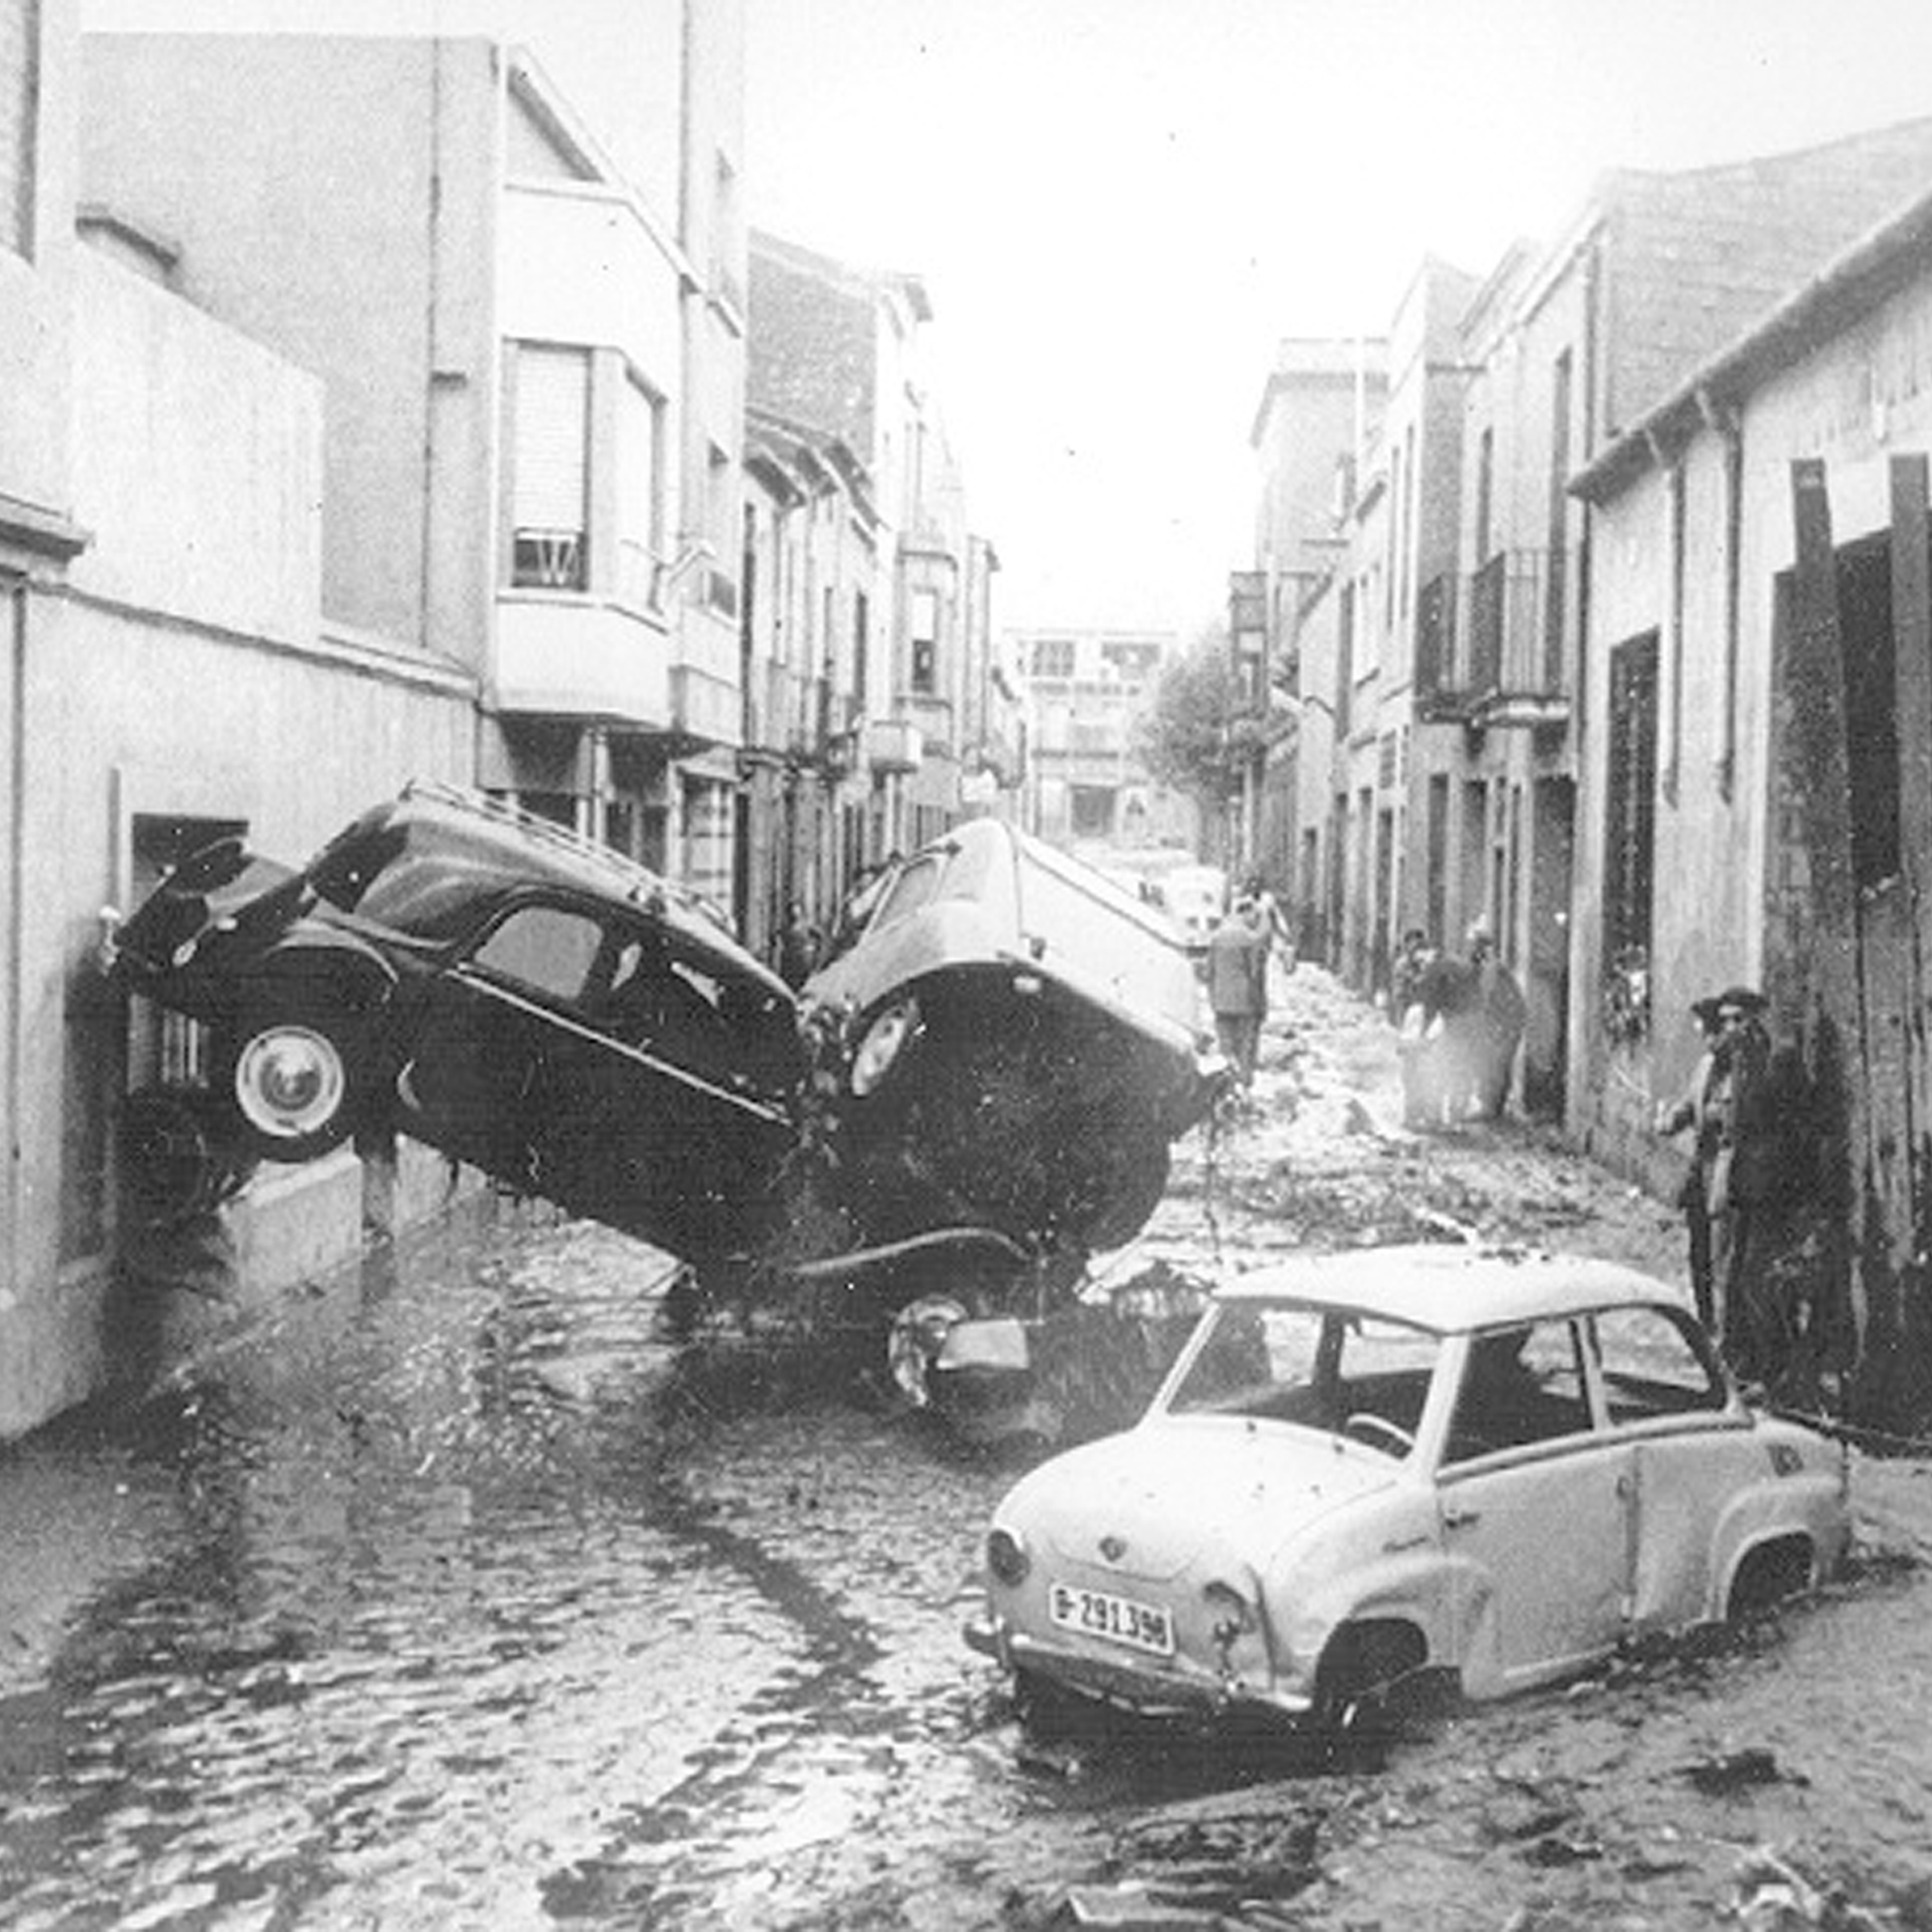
(1422, 551), (1571, 732)
(496, 593), (669, 726)
(866, 717), (923, 775)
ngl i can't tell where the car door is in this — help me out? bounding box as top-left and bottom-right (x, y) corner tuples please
(1436, 1316), (1633, 1696)
(545, 920), (799, 1263)
(393, 895), (608, 1192)
(1590, 1303), (1738, 1634)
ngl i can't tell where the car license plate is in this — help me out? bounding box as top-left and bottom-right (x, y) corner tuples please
(1048, 1581), (1176, 1657)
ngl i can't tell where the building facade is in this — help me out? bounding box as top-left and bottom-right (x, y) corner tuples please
(1573, 184), (1932, 1424)
(1012, 627), (1189, 851)
(84, 27), (748, 909)
(2, 3), (478, 1438)
(749, 229), (1004, 873)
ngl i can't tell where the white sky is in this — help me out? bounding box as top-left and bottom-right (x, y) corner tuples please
(743, 0), (1932, 638)
(80, 0), (1932, 639)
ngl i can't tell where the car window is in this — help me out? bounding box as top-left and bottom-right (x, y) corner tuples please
(601, 932), (794, 1093)
(1594, 1305), (1727, 1422)
(469, 904), (605, 1002)
(1167, 1303), (1440, 1437)
(1445, 1318), (1593, 1463)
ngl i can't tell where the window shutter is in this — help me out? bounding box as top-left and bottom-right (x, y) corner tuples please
(514, 346), (588, 535)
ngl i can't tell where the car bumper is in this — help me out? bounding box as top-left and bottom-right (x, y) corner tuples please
(964, 1612), (1315, 1722)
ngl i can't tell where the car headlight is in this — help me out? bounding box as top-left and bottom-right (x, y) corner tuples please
(850, 998), (919, 1096)
(1202, 1578), (1257, 1642)
(986, 1526), (1030, 1588)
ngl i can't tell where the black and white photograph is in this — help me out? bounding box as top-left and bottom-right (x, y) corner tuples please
(6, 0), (1932, 1924)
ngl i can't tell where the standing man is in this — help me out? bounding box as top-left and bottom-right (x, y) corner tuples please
(1206, 896), (1268, 1098)
(1464, 922), (1526, 1120)
(1703, 985), (1787, 1384)
(1655, 993), (1726, 1336)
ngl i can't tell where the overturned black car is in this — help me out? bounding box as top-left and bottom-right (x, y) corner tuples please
(111, 781), (803, 1269)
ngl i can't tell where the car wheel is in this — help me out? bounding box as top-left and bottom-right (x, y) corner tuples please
(1313, 1621), (1428, 1737)
(1726, 1539), (1814, 1624)
(224, 982), (370, 1163)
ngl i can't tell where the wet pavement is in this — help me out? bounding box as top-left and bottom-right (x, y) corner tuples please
(1, 964), (1929, 1929)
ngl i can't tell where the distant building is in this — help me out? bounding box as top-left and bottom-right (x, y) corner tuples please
(1012, 628), (1190, 849)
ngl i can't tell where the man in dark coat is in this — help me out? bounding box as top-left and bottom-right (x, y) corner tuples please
(1702, 985), (1792, 1382)
(1206, 897), (1268, 1095)
(1464, 923), (1526, 1120)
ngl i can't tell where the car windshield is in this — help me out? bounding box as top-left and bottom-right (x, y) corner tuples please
(1166, 1300), (1444, 1435)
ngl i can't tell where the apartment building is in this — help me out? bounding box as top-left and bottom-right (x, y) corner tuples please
(1257, 119), (1932, 1118)
(1249, 339), (1389, 970)
(749, 229), (1003, 866)
(1013, 627), (1187, 850)
(83, 17), (749, 909)
(739, 406), (881, 955)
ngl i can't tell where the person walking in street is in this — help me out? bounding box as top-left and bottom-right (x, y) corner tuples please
(1465, 922), (1526, 1120)
(1654, 992), (1726, 1337)
(1206, 896), (1269, 1098)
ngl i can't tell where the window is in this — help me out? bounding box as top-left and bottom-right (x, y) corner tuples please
(1594, 1306), (1725, 1421)
(472, 905), (603, 1003)
(1604, 632), (1660, 973)
(910, 588), (940, 694)
(1545, 349), (1573, 679)
(1473, 425), (1494, 568)
(1032, 637), (1075, 680)
(1446, 1319), (1591, 1463)
(0, 0), (38, 259)
(511, 344), (590, 590)
(1168, 1304), (1440, 1441)
(615, 373), (664, 609)
(704, 443), (738, 615)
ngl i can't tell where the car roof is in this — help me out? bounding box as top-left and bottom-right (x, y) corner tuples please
(352, 782), (790, 994)
(1212, 1242), (1693, 1333)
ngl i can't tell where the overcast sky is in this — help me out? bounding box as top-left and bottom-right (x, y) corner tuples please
(743, 0), (1932, 639)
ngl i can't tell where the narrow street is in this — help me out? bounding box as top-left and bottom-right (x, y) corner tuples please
(0, 965), (1926, 1930)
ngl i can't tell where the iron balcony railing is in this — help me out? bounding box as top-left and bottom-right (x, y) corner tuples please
(1416, 552), (1569, 728)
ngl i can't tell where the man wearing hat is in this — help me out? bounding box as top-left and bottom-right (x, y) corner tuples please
(1704, 985), (1784, 1379)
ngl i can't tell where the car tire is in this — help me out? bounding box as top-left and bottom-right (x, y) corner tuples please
(1313, 1621), (1428, 1738)
(223, 980), (371, 1163)
(1725, 1539), (1813, 1624)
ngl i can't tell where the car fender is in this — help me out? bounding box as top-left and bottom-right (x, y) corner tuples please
(1707, 1473), (1841, 1617)
(245, 926), (401, 1013)
(1268, 1500), (1453, 1692)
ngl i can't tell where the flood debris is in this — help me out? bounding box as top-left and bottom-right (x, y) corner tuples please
(1682, 1745), (1807, 1795)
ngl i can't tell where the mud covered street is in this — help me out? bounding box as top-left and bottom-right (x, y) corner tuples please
(1, 964), (1929, 1929)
